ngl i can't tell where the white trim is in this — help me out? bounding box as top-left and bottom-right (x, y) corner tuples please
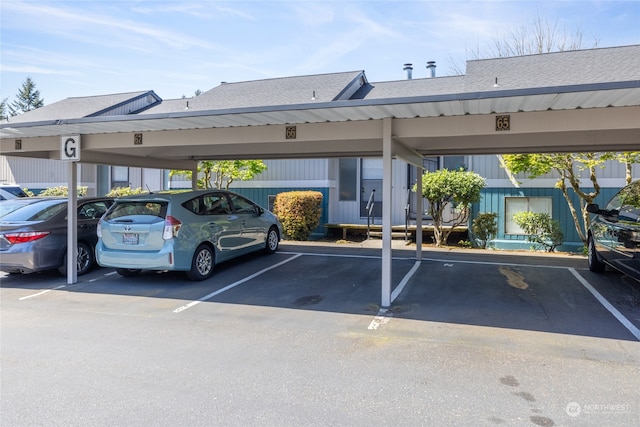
(485, 177), (638, 189)
(231, 180), (335, 189)
(169, 179), (335, 189)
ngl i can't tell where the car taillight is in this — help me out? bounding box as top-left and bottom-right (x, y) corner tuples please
(97, 219), (103, 238)
(3, 231), (51, 244)
(163, 215), (182, 240)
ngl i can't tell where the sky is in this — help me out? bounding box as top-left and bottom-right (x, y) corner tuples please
(1, 0), (639, 105)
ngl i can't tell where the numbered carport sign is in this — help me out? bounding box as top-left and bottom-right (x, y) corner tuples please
(61, 135), (81, 161)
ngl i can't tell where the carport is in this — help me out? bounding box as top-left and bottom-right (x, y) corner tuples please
(2, 46), (639, 307)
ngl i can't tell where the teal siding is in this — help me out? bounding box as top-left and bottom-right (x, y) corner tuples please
(472, 187), (623, 251)
(233, 187), (330, 235)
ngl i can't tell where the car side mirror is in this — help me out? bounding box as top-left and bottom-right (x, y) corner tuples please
(586, 204), (601, 214)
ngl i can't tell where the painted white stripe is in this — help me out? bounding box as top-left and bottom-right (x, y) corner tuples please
(19, 285), (66, 300)
(391, 260), (421, 303)
(282, 250), (573, 269)
(368, 308), (392, 330)
(569, 268), (640, 341)
(421, 256), (571, 270)
(173, 254), (303, 313)
(280, 251), (386, 260)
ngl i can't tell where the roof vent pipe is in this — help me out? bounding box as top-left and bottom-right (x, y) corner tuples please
(427, 61), (436, 78)
(403, 63), (413, 80)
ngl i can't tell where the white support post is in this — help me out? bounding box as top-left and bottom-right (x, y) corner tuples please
(381, 118), (393, 308)
(192, 168), (198, 190)
(415, 165), (423, 261)
(67, 162), (78, 284)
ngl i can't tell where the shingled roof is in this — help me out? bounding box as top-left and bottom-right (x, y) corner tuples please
(3, 45), (639, 125)
(3, 90), (160, 124)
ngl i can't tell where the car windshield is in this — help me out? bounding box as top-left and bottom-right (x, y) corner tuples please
(0, 200), (66, 221)
(618, 181), (640, 223)
(1, 186), (28, 197)
(104, 201), (167, 221)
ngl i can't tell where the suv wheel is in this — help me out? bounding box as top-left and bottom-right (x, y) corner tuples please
(588, 236), (606, 273)
(186, 244), (214, 281)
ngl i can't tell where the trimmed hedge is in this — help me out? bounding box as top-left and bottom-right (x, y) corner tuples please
(106, 186), (146, 197)
(273, 191), (323, 241)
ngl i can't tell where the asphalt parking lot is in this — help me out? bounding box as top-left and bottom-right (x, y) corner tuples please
(2, 241), (639, 426)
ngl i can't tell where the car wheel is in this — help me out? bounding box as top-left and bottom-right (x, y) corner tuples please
(588, 236), (606, 273)
(116, 268), (142, 277)
(265, 226), (279, 254)
(186, 244), (214, 281)
(58, 242), (94, 276)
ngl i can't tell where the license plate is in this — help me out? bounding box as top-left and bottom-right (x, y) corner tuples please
(122, 233), (139, 245)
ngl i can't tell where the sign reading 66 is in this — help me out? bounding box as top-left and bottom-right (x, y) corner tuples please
(495, 115), (510, 131)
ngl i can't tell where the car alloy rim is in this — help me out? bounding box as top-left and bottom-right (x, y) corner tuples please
(196, 249), (213, 275)
(77, 246), (91, 271)
(268, 230), (278, 250)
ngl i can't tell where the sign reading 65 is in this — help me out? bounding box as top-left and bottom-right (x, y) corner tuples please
(495, 115), (511, 131)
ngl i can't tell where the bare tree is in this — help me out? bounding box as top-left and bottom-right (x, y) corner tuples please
(448, 13), (598, 74)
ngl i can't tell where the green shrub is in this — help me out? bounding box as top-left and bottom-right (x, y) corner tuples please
(458, 240), (473, 248)
(512, 211), (564, 252)
(106, 187), (146, 197)
(38, 186), (87, 196)
(273, 191), (323, 241)
(472, 212), (498, 249)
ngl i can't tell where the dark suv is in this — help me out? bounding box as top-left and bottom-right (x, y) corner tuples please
(587, 180), (640, 282)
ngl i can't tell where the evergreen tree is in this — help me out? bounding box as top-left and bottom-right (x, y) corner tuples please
(9, 77), (44, 116)
(0, 98), (8, 120)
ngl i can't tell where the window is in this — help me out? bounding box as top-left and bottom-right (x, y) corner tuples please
(443, 156), (466, 171)
(201, 194), (232, 215)
(338, 158), (357, 201)
(360, 158), (383, 218)
(229, 193), (256, 214)
(505, 197), (552, 234)
(111, 166), (129, 188)
(78, 201), (111, 219)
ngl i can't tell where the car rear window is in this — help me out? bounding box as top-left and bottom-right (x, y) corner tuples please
(104, 201), (167, 221)
(0, 200), (66, 221)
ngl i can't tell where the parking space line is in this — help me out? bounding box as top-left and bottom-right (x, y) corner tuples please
(569, 268), (640, 341)
(173, 254), (303, 313)
(391, 260), (421, 303)
(368, 308), (392, 330)
(280, 251), (389, 260)
(19, 285), (66, 300)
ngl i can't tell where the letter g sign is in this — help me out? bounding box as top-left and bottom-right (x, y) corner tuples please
(61, 135), (81, 161)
